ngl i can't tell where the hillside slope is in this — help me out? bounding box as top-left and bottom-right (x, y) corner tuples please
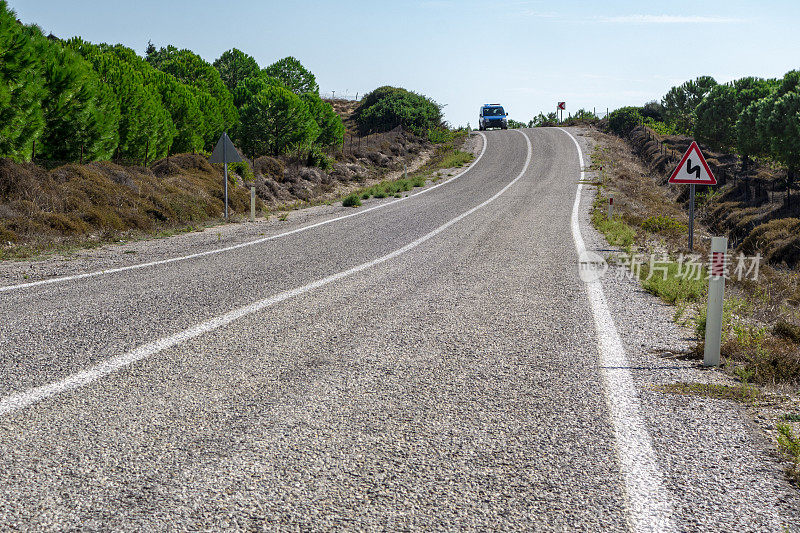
(0, 101), (436, 258)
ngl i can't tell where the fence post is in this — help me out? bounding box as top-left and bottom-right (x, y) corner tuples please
(250, 186), (256, 222)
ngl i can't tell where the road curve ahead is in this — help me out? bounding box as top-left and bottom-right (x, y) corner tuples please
(0, 128), (795, 530)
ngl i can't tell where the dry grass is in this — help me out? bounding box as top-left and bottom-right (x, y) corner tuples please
(0, 99), (439, 259)
(588, 133), (701, 254)
(589, 127), (800, 386)
(739, 218), (800, 267)
(0, 154), (259, 258)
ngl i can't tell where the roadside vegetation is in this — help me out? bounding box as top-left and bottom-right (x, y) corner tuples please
(589, 133), (800, 387)
(525, 108), (600, 128)
(338, 131), (473, 206)
(588, 120), (800, 485)
(0, 2), (460, 258)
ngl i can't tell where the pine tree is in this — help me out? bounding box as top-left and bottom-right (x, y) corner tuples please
(69, 39), (174, 161)
(30, 28), (120, 161)
(263, 57), (319, 95)
(238, 86), (318, 156)
(146, 45), (238, 143)
(213, 48), (260, 93)
(301, 92), (344, 148)
(0, 1), (45, 160)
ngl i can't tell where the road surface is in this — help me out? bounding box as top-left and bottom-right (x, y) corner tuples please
(0, 128), (797, 531)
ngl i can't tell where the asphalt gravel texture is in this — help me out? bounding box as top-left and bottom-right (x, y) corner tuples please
(0, 128), (798, 531)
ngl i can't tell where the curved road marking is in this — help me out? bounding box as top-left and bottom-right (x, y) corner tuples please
(0, 135), (489, 294)
(558, 127), (676, 532)
(0, 131), (529, 416)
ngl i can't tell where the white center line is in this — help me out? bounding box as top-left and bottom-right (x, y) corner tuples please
(0, 135), (488, 294)
(0, 131), (530, 417)
(558, 127), (676, 532)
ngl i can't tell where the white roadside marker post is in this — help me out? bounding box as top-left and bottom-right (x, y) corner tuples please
(250, 186), (256, 222)
(704, 236), (728, 366)
(608, 196), (614, 220)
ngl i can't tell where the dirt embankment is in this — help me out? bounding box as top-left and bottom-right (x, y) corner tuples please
(622, 125), (800, 267)
(0, 100), (432, 256)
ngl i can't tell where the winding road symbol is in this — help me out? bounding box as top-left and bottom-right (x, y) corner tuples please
(669, 141), (716, 185)
(686, 158), (701, 179)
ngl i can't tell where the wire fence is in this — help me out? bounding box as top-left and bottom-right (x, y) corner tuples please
(630, 123), (798, 215)
(320, 91), (363, 101)
(340, 125), (404, 157)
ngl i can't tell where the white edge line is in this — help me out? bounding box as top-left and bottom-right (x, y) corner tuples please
(0, 135), (489, 294)
(557, 127), (676, 532)
(0, 131), (527, 417)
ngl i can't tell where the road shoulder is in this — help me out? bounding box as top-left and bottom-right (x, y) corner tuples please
(571, 127), (800, 531)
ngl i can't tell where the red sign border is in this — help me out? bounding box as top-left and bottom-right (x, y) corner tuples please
(668, 141), (717, 185)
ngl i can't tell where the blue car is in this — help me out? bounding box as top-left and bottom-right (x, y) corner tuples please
(478, 104), (508, 131)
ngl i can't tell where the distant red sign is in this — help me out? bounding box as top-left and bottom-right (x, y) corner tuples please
(557, 102), (566, 110)
(669, 141), (716, 185)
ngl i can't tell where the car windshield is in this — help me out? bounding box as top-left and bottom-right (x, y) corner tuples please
(484, 107), (504, 116)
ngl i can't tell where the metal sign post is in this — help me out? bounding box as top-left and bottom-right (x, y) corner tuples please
(209, 132), (243, 222)
(223, 138), (228, 221)
(688, 184), (695, 250)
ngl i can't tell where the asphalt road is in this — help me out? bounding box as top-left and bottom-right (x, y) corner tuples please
(0, 128), (797, 531)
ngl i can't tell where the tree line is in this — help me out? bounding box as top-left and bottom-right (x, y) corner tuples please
(609, 71), (800, 185)
(0, 0), (345, 165)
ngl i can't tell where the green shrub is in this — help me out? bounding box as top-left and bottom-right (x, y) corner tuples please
(643, 118), (680, 136)
(342, 193), (361, 207)
(639, 261), (707, 304)
(228, 161), (253, 180)
(306, 146), (333, 170)
(591, 208), (636, 249)
(608, 107), (642, 136)
(640, 214), (687, 235)
(439, 149), (473, 168)
(427, 127), (454, 144)
(356, 86), (442, 134)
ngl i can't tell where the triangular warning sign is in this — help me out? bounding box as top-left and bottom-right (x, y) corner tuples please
(209, 132), (243, 164)
(669, 141), (716, 185)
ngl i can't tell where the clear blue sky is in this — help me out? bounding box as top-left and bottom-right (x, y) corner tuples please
(9, 0), (800, 128)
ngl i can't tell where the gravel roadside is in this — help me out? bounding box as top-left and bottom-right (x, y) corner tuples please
(571, 127), (800, 532)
